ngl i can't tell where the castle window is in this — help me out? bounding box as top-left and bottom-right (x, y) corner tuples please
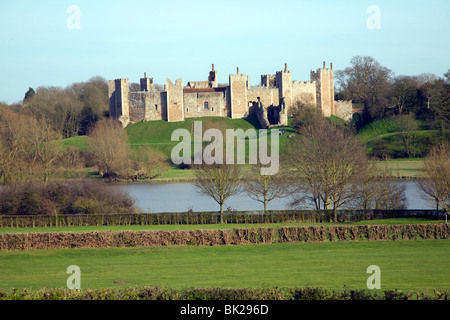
(155, 104), (158, 110)
(212, 107), (214, 112)
(204, 101), (209, 110)
(186, 108), (189, 112)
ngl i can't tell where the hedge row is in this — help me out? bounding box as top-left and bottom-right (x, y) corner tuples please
(278, 224), (450, 242)
(0, 211), (329, 228)
(1, 286), (448, 300)
(0, 210), (444, 228)
(1, 224), (448, 251)
(0, 228), (274, 251)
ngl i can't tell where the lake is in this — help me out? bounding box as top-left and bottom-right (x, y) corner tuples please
(110, 180), (434, 213)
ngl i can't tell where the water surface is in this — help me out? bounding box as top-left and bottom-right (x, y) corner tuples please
(110, 181), (433, 213)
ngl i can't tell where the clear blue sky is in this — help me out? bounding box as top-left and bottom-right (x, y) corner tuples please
(1, 0), (449, 104)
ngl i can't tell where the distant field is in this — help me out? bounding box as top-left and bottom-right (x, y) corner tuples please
(154, 158), (426, 181)
(1, 239), (449, 292)
(375, 158), (425, 178)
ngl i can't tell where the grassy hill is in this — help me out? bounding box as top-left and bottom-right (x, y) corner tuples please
(356, 117), (449, 159)
(62, 117), (256, 152)
(127, 116), (260, 158)
(62, 115), (448, 179)
(62, 116), (295, 180)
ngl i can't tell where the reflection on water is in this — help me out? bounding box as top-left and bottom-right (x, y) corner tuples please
(110, 181), (433, 213)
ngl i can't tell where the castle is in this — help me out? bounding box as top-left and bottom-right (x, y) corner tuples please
(108, 62), (352, 128)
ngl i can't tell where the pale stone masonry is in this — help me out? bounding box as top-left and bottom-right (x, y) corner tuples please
(108, 62), (352, 128)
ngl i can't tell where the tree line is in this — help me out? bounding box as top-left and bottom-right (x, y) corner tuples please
(20, 76), (110, 138)
(0, 114), (169, 185)
(335, 55), (450, 131)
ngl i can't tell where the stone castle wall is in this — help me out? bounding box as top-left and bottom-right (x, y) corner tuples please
(109, 62), (352, 128)
(183, 88), (227, 118)
(128, 91), (164, 122)
(247, 87), (279, 109)
(292, 81), (316, 107)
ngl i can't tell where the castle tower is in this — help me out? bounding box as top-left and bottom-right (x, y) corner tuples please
(310, 61), (334, 117)
(261, 74), (276, 87)
(208, 64), (218, 88)
(140, 72), (155, 91)
(229, 67), (248, 119)
(166, 78), (184, 122)
(108, 78), (130, 127)
(275, 63), (292, 125)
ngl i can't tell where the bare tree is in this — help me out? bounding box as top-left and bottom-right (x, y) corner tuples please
(417, 73), (440, 110)
(391, 75), (418, 114)
(243, 164), (287, 213)
(0, 107), (82, 184)
(346, 161), (379, 217)
(86, 118), (131, 178)
(22, 86), (83, 138)
(0, 108), (38, 184)
(287, 116), (369, 222)
(70, 76), (109, 134)
(335, 55), (392, 121)
(396, 113), (419, 157)
(416, 144), (450, 213)
(193, 163), (243, 223)
(131, 145), (169, 179)
(348, 163), (407, 213)
(289, 101), (325, 134)
(28, 118), (66, 183)
(373, 175), (407, 210)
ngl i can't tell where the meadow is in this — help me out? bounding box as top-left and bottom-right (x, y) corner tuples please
(1, 239), (448, 293)
(0, 218), (449, 297)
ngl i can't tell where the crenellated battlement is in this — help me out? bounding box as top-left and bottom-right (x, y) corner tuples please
(109, 62), (352, 128)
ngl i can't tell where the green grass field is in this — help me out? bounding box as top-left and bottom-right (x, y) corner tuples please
(125, 116), (271, 158)
(357, 117), (403, 143)
(1, 239), (449, 292)
(0, 218), (441, 234)
(375, 158), (425, 177)
(62, 135), (87, 151)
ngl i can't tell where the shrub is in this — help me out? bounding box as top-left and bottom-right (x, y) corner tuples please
(0, 286), (447, 300)
(0, 224), (447, 251)
(0, 180), (135, 215)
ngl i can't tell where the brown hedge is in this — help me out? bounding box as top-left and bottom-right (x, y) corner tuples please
(0, 224), (448, 251)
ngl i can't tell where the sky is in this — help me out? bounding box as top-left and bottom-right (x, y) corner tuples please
(0, 0), (449, 104)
